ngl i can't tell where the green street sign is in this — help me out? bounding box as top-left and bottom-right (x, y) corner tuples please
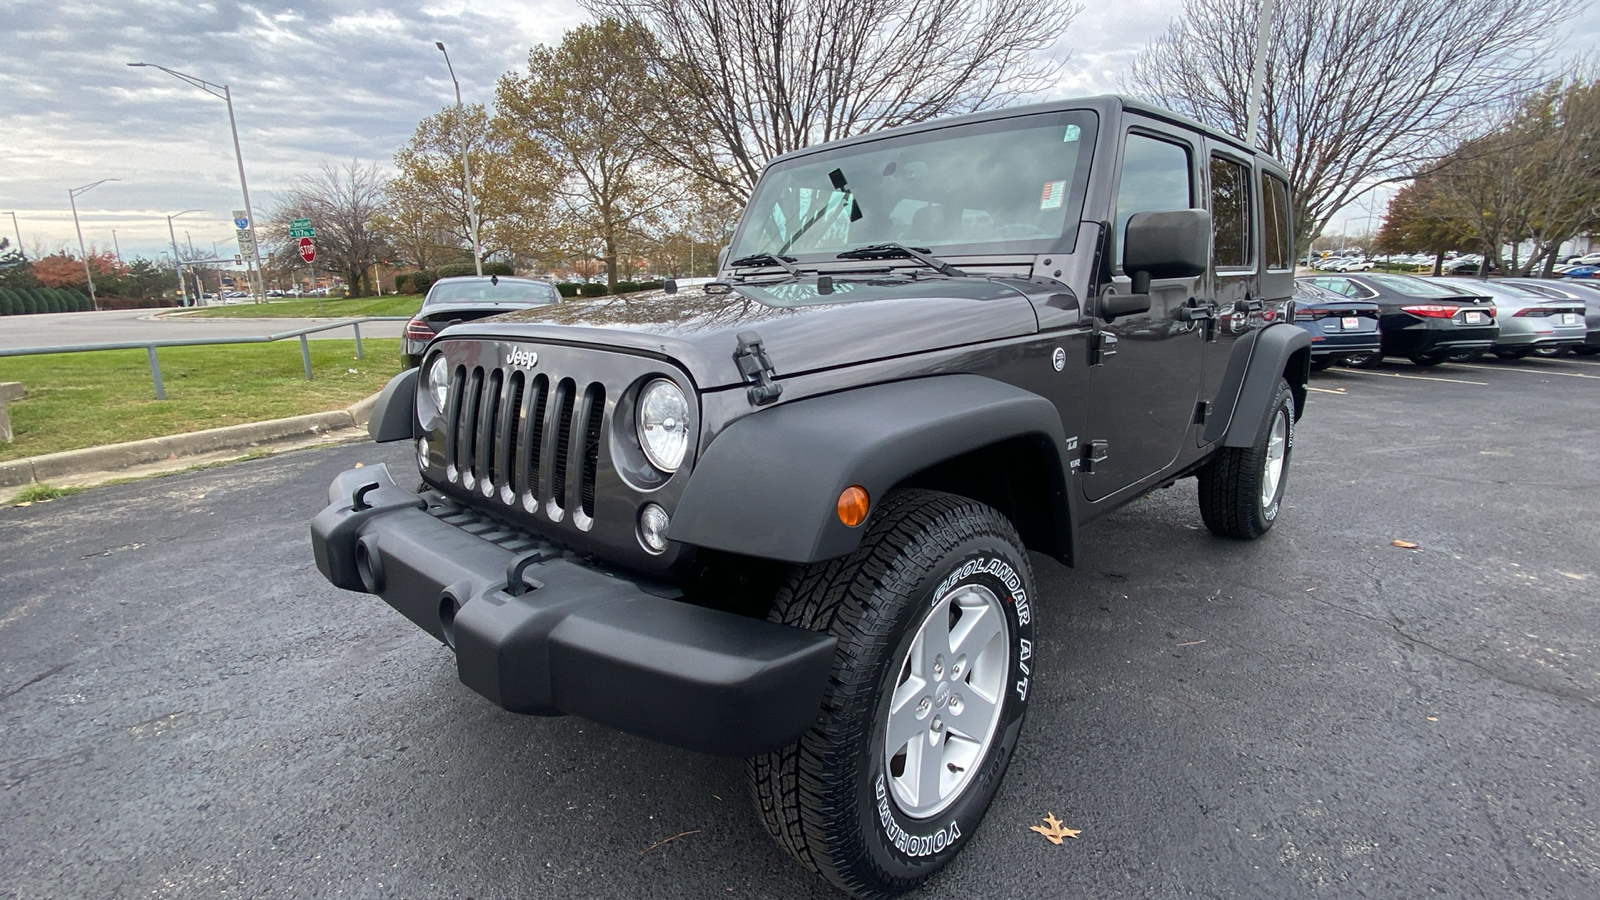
(289, 218), (315, 238)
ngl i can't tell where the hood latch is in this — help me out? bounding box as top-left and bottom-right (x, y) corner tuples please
(734, 331), (783, 406)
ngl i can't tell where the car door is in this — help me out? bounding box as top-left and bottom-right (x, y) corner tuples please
(1083, 121), (1206, 502)
(1196, 146), (1259, 446)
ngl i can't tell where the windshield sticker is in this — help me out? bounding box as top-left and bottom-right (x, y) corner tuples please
(1063, 125), (1081, 143)
(1040, 181), (1066, 210)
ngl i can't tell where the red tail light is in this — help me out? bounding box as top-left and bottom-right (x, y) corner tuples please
(405, 318), (436, 340)
(1400, 305), (1460, 318)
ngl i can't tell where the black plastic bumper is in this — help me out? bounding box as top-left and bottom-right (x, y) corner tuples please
(310, 464), (836, 757)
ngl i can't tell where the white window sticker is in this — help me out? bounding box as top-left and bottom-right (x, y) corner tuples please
(1040, 181), (1066, 210)
(1063, 125), (1081, 142)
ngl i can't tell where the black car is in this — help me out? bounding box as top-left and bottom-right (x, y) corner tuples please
(1502, 278), (1600, 356)
(312, 96), (1311, 899)
(1302, 273), (1498, 367)
(401, 275), (561, 368)
(1293, 278), (1380, 370)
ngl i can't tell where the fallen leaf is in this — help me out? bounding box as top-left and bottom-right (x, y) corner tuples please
(1029, 812), (1081, 845)
(354, 462), (365, 468)
(1175, 640), (1206, 647)
(1427, 716), (1439, 722)
(1391, 540), (1419, 549)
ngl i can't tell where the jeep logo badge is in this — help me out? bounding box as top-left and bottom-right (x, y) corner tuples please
(505, 349), (538, 368)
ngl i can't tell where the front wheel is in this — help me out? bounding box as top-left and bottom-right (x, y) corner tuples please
(749, 490), (1034, 899)
(1197, 377), (1294, 539)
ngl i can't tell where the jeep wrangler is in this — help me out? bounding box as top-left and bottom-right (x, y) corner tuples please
(311, 95), (1309, 898)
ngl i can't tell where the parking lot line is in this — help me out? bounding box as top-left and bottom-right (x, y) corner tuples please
(1306, 386), (1347, 394)
(1450, 363), (1600, 380)
(1337, 370), (1488, 386)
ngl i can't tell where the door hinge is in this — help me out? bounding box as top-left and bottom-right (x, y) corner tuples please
(1193, 400), (1212, 424)
(1090, 332), (1119, 366)
(733, 330), (783, 406)
(1082, 440), (1110, 474)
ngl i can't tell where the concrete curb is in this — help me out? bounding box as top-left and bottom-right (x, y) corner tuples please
(0, 391), (381, 490)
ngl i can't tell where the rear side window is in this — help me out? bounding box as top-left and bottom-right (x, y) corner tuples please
(1261, 172), (1292, 271)
(1210, 156), (1251, 269)
(1114, 133), (1193, 269)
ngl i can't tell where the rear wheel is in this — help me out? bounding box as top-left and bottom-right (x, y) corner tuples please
(1197, 378), (1294, 539)
(1531, 346), (1565, 358)
(749, 490), (1034, 899)
(1344, 351), (1383, 369)
(1493, 348), (1531, 360)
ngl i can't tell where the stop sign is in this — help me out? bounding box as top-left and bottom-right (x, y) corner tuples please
(298, 237), (315, 263)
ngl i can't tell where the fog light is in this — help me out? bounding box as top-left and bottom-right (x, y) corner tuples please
(639, 503), (670, 554)
(416, 436), (430, 469)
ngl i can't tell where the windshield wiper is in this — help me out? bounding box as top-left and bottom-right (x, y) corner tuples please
(729, 253), (801, 275)
(835, 243), (966, 276)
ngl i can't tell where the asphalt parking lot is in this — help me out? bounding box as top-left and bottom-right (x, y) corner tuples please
(2, 354), (1596, 899)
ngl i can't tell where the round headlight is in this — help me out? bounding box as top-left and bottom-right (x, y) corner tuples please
(637, 378), (690, 472)
(424, 356), (450, 419)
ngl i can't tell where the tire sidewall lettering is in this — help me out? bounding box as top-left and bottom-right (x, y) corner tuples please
(865, 545), (1034, 869)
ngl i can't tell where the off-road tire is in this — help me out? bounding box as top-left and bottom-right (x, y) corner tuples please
(747, 489), (1035, 899)
(1197, 377), (1294, 539)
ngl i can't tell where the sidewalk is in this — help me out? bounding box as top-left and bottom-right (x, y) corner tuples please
(0, 391), (381, 503)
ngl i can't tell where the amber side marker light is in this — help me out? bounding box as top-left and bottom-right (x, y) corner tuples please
(837, 486), (870, 527)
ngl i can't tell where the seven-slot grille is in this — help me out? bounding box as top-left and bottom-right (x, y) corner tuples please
(443, 361), (606, 524)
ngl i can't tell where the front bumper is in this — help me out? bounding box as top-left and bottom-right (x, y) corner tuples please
(310, 464), (836, 757)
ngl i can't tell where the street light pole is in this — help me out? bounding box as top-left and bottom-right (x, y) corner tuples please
(2, 211), (22, 258)
(435, 42), (483, 277)
(127, 62), (268, 303)
(69, 178), (119, 312)
(168, 209), (202, 306)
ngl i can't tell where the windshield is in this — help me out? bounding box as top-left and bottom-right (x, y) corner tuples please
(1366, 274), (1476, 298)
(428, 281), (558, 305)
(731, 111), (1097, 260)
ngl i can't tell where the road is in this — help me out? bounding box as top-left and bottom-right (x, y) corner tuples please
(1, 354), (1597, 898)
(0, 308), (405, 351)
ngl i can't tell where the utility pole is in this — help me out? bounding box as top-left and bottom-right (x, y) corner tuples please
(1244, 0), (1278, 148)
(436, 42), (483, 276)
(69, 178), (119, 312)
(3, 211), (23, 258)
(168, 209), (201, 307)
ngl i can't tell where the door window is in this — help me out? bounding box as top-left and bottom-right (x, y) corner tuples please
(1210, 156), (1252, 270)
(1261, 172), (1293, 271)
(1113, 133), (1193, 270)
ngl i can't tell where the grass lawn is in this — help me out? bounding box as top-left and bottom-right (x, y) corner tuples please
(0, 338), (403, 462)
(180, 295), (423, 319)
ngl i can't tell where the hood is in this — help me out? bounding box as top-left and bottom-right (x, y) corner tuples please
(449, 277), (1042, 389)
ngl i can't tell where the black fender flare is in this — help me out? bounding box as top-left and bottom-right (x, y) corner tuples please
(1210, 324), (1311, 448)
(669, 375), (1077, 564)
(368, 368), (420, 443)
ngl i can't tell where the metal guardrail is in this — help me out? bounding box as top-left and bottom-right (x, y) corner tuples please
(0, 317), (410, 400)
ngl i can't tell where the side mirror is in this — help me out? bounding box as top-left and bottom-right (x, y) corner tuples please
(1123, 208), (1211, 295)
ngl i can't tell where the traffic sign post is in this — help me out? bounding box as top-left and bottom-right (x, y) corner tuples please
(233, 208), (264, 303)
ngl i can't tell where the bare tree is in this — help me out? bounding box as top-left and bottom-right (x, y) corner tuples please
(267, 160), (390, 296)
(587, 0), (1081, 203)
(1126, 0), (1574, 248)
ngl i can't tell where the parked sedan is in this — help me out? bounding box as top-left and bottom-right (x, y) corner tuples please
(402, 276), (561, 368)
(1494, 278), (1600, 357)
(1433, 277), (1585, 360)
(1302, 273), (1498, 367)
(1293, 279), (1381, 370)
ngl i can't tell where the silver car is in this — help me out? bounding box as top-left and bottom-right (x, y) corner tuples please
(1499, 278), (1600, 357)
(1436, 277), (1586, 360)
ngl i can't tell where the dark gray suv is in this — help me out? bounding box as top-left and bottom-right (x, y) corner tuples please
(312, 95), (1310, 899)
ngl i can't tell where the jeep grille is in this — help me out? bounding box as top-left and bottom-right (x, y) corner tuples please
(443, 363), (606, 527)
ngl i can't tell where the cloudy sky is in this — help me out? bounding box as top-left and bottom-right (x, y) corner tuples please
(2, 0), (1595, 262)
